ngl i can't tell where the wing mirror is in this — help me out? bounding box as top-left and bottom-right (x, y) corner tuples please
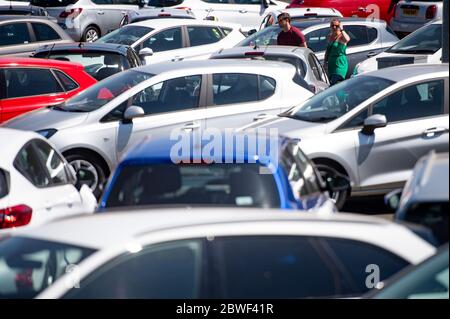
(139, 47), (154, 57)
(361, 114), (387, 135)
(123, 105), (145, 124)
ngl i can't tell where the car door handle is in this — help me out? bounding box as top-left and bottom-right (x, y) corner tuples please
(422, 127), (448, 138)
(367, 51), (378, 58)
(183, 122), (200, 131)
(253, 113), (268, 121)
(239, 10), (247, 13)
(171, 56), (183, 62)
(97, 10), (105, 15)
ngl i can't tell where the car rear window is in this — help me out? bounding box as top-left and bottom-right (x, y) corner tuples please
(0, 168), (9, 199)
(104, 163), (281, 209)
(30, 0), (78, 7)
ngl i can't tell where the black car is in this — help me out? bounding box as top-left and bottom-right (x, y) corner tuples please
(32, 42), (143, 81)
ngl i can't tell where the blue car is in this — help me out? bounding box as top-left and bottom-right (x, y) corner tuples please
(98, 133), (345, 211)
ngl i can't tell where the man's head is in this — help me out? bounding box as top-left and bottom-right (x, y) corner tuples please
(277, 12), (291, 30)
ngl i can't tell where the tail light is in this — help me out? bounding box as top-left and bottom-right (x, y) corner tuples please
(245, 51), (265, 56)
(59, 7), (83, 19)
(426, 5), (437, 19)
(0, 205), (32, 229)
(174, 6), (191, 11)
(158, 13), (172, 17)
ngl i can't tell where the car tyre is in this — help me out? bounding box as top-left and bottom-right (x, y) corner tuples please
(65, 153), (106, 198)
(82, 26), (100, 43)
(315, 163), (349, 210)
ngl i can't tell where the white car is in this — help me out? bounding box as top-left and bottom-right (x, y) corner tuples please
(0, 208), (436, 298)
(258, 7), (343, 31)
(146, 0), (287, 33)
(354, 20), (442, 75)
(0, 0), (29, 6)
(97, 18), (245, 64)
(4, 59), (313, 196)
(390, 0), (443, 37)
(0, 128), (96, 233)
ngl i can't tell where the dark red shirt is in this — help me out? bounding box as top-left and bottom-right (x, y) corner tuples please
(277, 26), (306, 46)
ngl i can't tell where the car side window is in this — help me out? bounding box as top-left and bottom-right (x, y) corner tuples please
(54, 70), (79, 91)
(339, 109), (369, 130)
(367, 27), (377, 43)
(187, 26), (223, 47)
(33, 140), (70, 186)
(0, 23), (31, 46)
(259, 75), (276, 100)
(304, 27), (329, 52)
(64, 240), (203, 299)
(234, 0), (260, 4)
(372, 80), (444, 122)
(212, 73), (258, 105)
(142, 27), (183, 53)
(307, 53), (322, 81)
(4, 68), (63, 99)
(0, 69), (5, 99)
(13, 142), (51, 188)
(31, 23), (61, 42)
(131, 75), (201, 115)
(92, 0), (113, 4)
(311, 53), (327, 83)
(345, 25), (371, 47)
(113, 0), (140, 4)
(201, 0), (230, 3)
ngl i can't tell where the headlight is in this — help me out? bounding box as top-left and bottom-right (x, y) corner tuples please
(36, 129), (57, 139)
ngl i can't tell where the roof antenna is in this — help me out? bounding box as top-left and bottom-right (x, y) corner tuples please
(9, 0), (12, 10)
(45, 42), (56, 60)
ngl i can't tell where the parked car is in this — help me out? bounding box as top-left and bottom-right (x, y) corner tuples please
(98, 134), (342, 211)
(3, 60), (313, 196)
(0, 128), (96, 233)
(385, 151), (449, 246)
(0, 0), (30, 6)
(97, 19), (245, 64)
(239, 63), (449, 209)
(0, 208), (436, 298)
(354, 20), (442, 75)
(0, 16), (73, 57)
(210, 45), (329, 93)
(0, 57), (96, 123)
(29, 0), (146, 42)
(120, 7), (195, 27)
(258, 7), (343, 31)
(238, 17), (399, 78)
(286, 0), (399, 24)
(0, 4), (51, 16)
(32, 42), (142, 81)
(390, 0), (443, 37)
(145, 0), (287, 33)
(367, 244), (449, 299)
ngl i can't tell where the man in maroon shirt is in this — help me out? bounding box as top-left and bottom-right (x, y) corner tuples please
(277, 12), (307, 48)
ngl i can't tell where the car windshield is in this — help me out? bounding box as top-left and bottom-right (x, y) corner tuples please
(387, 23), (442, 54)
(104, 163), (281, 209)
(0, 236), (95, 299)
(97, 26), (153, 46)
(34, 52), (126, 81)
(281, 76), (394, 123)
(29, 0), (78, 7)
(238, 25), (281, 47)
(54, 70), (153, 112)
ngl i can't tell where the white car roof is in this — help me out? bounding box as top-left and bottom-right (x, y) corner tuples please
(131, 18), (240, 30)
(12, 208), (435, 263)
(362, 63), (448, 82)
(212, 45), (313, 58)
(272, 7), (343, 17)
(0, 128), (44, 168)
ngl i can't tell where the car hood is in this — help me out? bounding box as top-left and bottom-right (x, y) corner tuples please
(239, 115), (327, 139)
(3, 107), (89, 132)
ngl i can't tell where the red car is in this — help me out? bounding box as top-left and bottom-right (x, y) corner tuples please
(0, 58), (96, 123)
(287, 0), (400, 24)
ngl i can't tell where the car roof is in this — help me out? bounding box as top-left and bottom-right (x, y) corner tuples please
(131, 18), (239, 29)
(212, 45), (313, 59)
(272, 7), (342, 16)
(0, 15), (54, 22)
(132, 7), (195, 18)
(34, 42), (131, 56)
(362, 63), (449, 82)
(0, 128), (45, 168)
(0, 56), (84, 69)
(410, 152), (449, 202)
(288, 17), (385, 29)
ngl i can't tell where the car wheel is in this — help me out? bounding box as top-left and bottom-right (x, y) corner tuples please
(82, 26), (100, 43)
(66, 153), (106, 198)
(315, 164), (349, 210)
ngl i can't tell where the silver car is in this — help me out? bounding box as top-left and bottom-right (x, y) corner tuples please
(210, 45), (329, 93)
(240, 63), (449, 209)
(3, 59), (313, 196)
(31, 0), (146, 42)
(0, 16), (73, 56)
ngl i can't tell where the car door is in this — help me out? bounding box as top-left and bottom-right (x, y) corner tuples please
(137, 26), (185, 64)
(30, 22), (64, 49)
(356, 78), (449, 192)
(204, 73), (280, 130)
(0, 22), (35, 56)
(112, 74), (206, 160)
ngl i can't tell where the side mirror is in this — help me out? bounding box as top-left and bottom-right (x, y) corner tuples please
(123, 105), (145, 123)
(384, 189), (402, 211)
(247, 29), (257, 36)
(361, 114), (387, 135)
(139, 47), (154, 57)
(262, 0), (270, 9)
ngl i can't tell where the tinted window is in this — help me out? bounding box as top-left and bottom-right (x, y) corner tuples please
(105, 164), (281, 208)
(212, 236), (338, 298)
(387, 23), (442, 54)
(0, 23), (31, 46)
(0, 169), (9, 199)
(221, 27), (232, 35)
(259, 75), (276, 100)
(212, 73), (258, 105)
(54, 70), (79, 91)
(147, 0), (184, 6)
(188, 26), (222, 46)
(308, 53), (321, 80)
(372, 80), (444, 122)
(367, 27), (377, 43)
(4, 68), (63, 99)
(97, 26), (153, 46)
(33, 140), (70, 186)
(113, 0), (140, 4)
(32, 23), (60, 42)
(130, 75), (201, 115)
(91, 0), (113, 4)
(345, 25), (370, 47)
(339, 109), (369, 130)
(142, 27), (183, 52)
(234, 0), (260, 4)
(239, 25), (280, 47)
(14, 142), (50, 187)
(201, 0), (230, 3)
(30, 0), (78, 6)
(0, 236), (95, 299)
(322, 238), (409, 294)
(305, 27), (329, 52)
(64, 240), (202, 299)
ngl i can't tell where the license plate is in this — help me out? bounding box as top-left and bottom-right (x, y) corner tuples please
(402, 8), (418, 16)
